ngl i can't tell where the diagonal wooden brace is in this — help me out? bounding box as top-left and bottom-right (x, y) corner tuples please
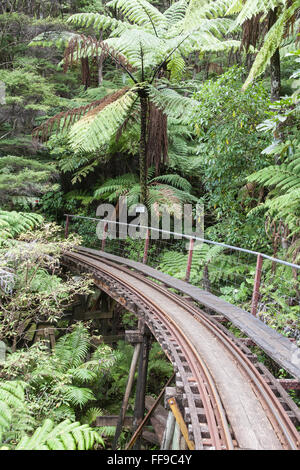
(168, 397), (195, 450)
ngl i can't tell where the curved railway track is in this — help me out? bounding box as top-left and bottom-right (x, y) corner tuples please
(63, 248), (300, 451)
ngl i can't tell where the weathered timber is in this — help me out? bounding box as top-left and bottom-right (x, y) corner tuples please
(75, 247), (300, 380)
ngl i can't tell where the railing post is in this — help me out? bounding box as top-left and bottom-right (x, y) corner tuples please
(185, 238), (195, 283)
(251, 254), (263, 317)
(101, 222), (108, 251)
(65, 215), (69, 239)
(143, 229), (150, 264)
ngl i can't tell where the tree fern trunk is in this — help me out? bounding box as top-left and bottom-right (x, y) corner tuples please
(269, 8), (281, 102)
(270, 48), (281, 102)
(139, 93), (148, 206)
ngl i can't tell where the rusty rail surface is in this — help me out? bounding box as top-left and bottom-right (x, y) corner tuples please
(63, 248), (300, 450)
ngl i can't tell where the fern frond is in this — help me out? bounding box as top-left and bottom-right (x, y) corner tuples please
(242, 2), (299, 89)
(0, 211), (43, 241)
(69, 87), (137, 152)
(147, 85), (197, 122)
(164, 0), (188, 27)
(183, 0), (235, 30)
(150, 174), (192, 192)
(233, 0), (286, 26)
(61, 386), (96, 408)
(16, 419), (103, 450)
(94, 174), (138, 199)
(106, 0), (167, 33)
(33, 90), (128, 142)
(67, 12), (130, 34)
(54, 324), (90, 369)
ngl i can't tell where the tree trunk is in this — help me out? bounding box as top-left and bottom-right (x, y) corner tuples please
(270, 47), (281, 102)
(139, 93), (148, 206)
(268, 8), (281, 102)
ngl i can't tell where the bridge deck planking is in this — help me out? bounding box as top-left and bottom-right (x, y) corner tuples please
(75, 247), (300, 381)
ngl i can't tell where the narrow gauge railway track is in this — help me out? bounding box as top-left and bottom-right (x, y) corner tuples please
(63, 249), (300, 451)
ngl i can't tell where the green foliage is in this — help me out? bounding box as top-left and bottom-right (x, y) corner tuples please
(94, 171), (197, 210)
(1, 325), (117, 430)
(0, 68), (61, 110)
(248, 50), (300, 238)
(226, 0), (300, 90)
(0, 220), (91, 343)
(190, 66), (272, 247)
(0, 155), (58, 209)
(15, 418), (103, 450)
(69, 88), (138, 152)
(159, 243), (251, 292)
(0, 377), (103, 450)
(0, 210), (43, 241)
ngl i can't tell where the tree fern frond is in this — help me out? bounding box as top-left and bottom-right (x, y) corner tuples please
(0, 211), (43, 241)
(164, 0), (188, 26)
(184, 0), (235, 30)
(67, 12), (130, 34)
(33, 90), (129, 142)
(150, 174), (192, 192)
(147, 85), (197, 122)
(69, 88), (137, 152)
(29, 31), (79, 49)
(242, 2), (299, 89)
(94, 174), (138, 199)
(106, 0), (167, 33)
(233, 0), (286, 26)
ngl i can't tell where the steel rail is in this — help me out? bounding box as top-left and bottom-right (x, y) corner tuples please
(65, 250), (233, 450)
(64, 249), (300, 450)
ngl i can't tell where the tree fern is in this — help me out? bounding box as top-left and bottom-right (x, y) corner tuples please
(32, 0), (242, 204)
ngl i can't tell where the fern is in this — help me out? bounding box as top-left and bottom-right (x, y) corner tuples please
(106, 0), (167, 32)
(54, 324), (90, 369)
(60, 386), (96, 409)
(93, 171), (197, 209)
(147, 85), (198, 122)
(0, 381), (33, 446)
(15, 419), (103, 450)
(69, 88), (138, 152)
(150, 174), (192, 192)
(67, 12), (131, 34)
(0, 211), (43, 242)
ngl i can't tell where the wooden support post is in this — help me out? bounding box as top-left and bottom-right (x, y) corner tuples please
(161, 411), (176, 450)
(143, 229), (150, 264)
(251, 254), (263, 317)
(167, 396), (195, 451)
(132, 328), (152, 450)
(101, 222), (108, 251)
(126, 372), (175, 450)
(172, 422), (181, 450)
(65, 215), (69, 239)
(185, 238), (195, 283)
(112, 342), (141, 450)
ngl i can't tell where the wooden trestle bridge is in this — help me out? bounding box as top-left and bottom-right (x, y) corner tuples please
(62, 244), (300, 451)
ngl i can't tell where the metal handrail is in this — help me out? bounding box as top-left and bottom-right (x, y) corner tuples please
(64, 214), (300, 270)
